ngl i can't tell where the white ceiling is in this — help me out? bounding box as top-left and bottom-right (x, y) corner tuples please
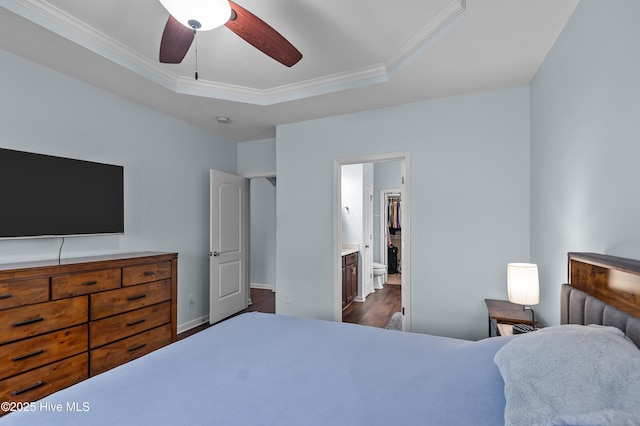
(0, 0), (578, 143)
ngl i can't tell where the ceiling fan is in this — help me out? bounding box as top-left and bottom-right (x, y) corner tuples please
(158, 0), (302, 67)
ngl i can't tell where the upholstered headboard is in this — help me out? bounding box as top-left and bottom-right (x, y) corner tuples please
(561, 252), (640, 348)
(561, 284), (640, 348)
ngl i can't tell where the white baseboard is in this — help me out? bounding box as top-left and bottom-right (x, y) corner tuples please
(250, 282), (275, 291)
(177, 315), (210, 334)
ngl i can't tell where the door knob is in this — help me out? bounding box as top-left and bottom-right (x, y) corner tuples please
(212, 251), (221, 257)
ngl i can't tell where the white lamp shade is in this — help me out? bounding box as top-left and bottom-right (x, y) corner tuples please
(507, 263), (540, 306)
(159, 0), (232, 31)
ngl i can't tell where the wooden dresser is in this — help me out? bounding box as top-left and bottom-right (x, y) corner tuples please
(0, 252), (177, 409)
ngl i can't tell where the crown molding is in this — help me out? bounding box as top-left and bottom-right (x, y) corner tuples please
(385, 0), (466, 77)
(3, 0), (465, 106)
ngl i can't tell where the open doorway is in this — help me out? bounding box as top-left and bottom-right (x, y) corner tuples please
(381, 189), (402, 281)
(333, 152), (411, 331)
(244, 174), (277, 313)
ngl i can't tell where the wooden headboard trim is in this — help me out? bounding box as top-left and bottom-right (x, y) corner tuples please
(568, 252), (640, 319)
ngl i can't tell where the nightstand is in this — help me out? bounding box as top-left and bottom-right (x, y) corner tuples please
(484, 299), (538, 337)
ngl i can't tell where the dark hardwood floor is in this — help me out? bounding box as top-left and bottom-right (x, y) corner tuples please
(243, 288), (275, 314)
(342, 282), (401, 328)
(178, 279), (402, 340)
(178, 288), (275, 340)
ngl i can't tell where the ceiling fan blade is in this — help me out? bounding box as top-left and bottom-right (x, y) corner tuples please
(160, 15), (195, 64)
(225, 1), (302, 67)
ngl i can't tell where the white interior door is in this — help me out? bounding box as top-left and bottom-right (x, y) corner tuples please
(363, 182), (374, 296)
(209, 169), (248, 324)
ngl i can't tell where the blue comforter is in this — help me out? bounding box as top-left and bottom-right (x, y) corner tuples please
(1, 313), (510, 425)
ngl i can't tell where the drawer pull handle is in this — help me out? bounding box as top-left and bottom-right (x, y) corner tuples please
(12, 317), (44, 327)
(143, 271), (157, 276)
(128, 343), (147, 352)
(0, 293), (12, 300)
(84, 280), (98, 286)
(12, 349), (45, 362)
(126, 318), (146, 327)
(11, 381), (45, 396)
(127, 294), (146, 301)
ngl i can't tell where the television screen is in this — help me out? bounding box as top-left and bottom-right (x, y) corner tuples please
(0, 148), (124, 239)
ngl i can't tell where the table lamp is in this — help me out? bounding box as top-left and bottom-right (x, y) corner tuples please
(507, 263), (540, 333)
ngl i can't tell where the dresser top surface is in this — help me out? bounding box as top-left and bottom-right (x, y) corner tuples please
(0, 252), (177, 274)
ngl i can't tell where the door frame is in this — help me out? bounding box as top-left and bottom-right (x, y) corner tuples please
(333, 151), (411, 331)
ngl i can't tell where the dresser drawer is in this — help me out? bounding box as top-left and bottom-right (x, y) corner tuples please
(51, 268), (121, 299)
(90, 324), (172, 375)
(0, 353), (88, 406)
(0, 297), (88, 345)
(0, 325), (88, 380)
(122, 261), (172, 286)
(90, 280), (171, 320)
(0, 278), (49, 310)
(90, 301), (171, 349)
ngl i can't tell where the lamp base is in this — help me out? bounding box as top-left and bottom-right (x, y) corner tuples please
(512, 323), (534, 334)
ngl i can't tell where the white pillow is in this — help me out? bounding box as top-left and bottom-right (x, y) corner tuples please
(494, 324), (640, 426)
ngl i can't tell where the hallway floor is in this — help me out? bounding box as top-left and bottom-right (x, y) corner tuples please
(385, 273), (402, 285)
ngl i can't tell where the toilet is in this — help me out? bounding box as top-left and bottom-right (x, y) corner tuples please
(373, 262), (387, 290)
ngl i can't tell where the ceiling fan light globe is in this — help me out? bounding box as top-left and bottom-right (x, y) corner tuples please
(159, 0), (231, 31)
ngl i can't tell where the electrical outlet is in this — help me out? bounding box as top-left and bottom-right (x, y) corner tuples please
(188, 293), (195, 305)
(284, 294), (291, 304)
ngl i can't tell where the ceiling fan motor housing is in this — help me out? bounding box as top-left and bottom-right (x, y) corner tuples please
(158, 0), (232, 31)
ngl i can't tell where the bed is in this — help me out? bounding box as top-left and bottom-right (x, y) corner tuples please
(1, 252), (639, 425)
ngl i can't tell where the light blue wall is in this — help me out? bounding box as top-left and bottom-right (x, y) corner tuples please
(530, 0), (640, 325)
(0, 50), (237, 329)
(237, 138), (276, 176)
(276, 86), (531, 340)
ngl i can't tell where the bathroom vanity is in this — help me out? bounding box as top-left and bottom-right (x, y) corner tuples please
(341, 251), (359, 310)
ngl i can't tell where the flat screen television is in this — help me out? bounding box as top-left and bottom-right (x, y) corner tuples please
(0, 148), (124, 239)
